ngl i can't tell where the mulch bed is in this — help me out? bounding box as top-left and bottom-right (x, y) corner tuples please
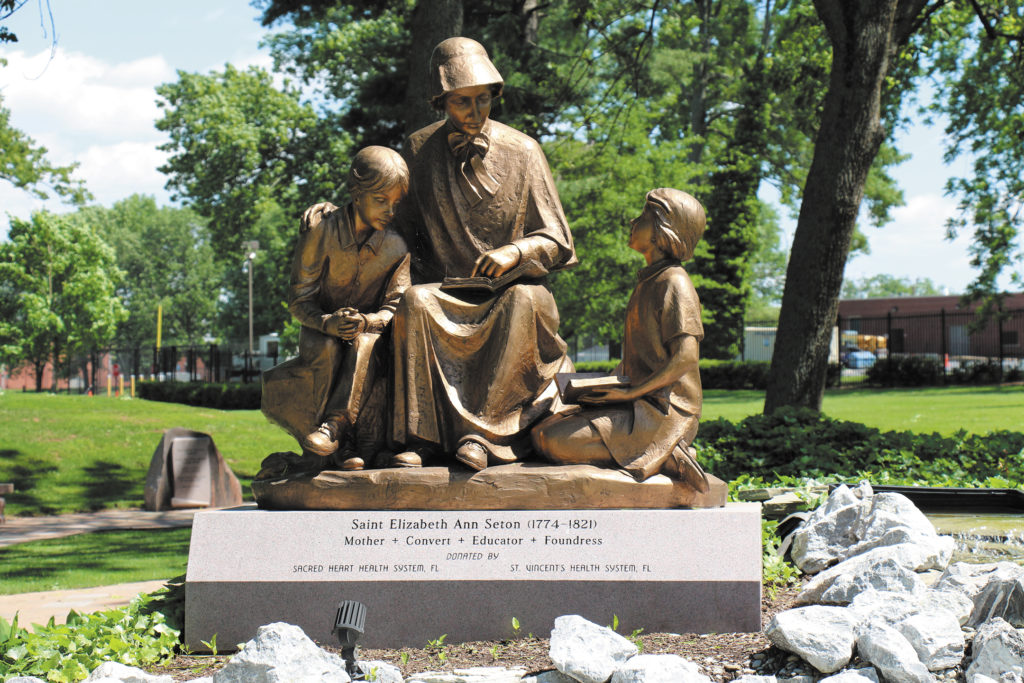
(149, 584), (802, 681)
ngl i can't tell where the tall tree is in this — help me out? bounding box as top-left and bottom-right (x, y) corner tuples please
(0, 93), (90, 205)
(0, 211), (124, 391)
(155, 64), (351, 340)
(765, 0), (934, 412)
(83, 195), (220, 348)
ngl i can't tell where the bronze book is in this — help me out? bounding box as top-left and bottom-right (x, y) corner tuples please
(441, 259), (544, 294)
(556, 372), (631, 404)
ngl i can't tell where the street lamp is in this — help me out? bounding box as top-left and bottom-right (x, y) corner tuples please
(243, 241), (260, 378)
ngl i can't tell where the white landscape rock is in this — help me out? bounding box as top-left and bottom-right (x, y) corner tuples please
(549, 615), (638, 683)
(790, 483), (953, 575)
(358, 659), (404, 683)
(212, 622), (350, 683)
(819, 669), (880, 683)
(896, 609), (965, 670)
(5, 678), (48, 683)
(764, 605), (858, 673)
(856, 624), (935, 683)
(522, 670), (579, 683)
(730, 676), (779, 683)
(407, 667), (527, 683)
(84, 662), (174, 683)
(796, 548), (928, 605)
(965, 617), (1024, 682)
(935, 562), (1024, 601)
(968, 573), (1024, 628)
(609, 653), (710, 682)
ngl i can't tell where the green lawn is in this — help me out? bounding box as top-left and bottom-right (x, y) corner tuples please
(2, 385), (1022, 517)
(0, 528), (191, 595)
(703, 384), (1024, 435)
(0, 392), (293, 517)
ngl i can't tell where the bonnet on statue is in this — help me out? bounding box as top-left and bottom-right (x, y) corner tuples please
(429, 37), (504, 99)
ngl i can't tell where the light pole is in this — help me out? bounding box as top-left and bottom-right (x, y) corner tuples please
(243, 241), (260, 378)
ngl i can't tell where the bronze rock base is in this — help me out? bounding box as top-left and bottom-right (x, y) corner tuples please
(251, 456), (727, 510)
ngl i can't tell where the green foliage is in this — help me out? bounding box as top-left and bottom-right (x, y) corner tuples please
(841, 274), (943, 299)
(0, 212), (125, 390)
(136, 381), (262, 410)
(867, 356), (944, 387)
(0, 592), (179, 681)
(761, 518), (800, 597)
(573, 359), (771, 390)
(929, 1), (1024, 310)
(83, 196), (220, 347)
(155, 64), (352, 340)
(696, 406), (1024, 486)
(0, 93), (90, 205)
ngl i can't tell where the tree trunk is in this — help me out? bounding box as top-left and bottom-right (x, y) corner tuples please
(402, 0), (464, 137)
(764, 0), (925, 412)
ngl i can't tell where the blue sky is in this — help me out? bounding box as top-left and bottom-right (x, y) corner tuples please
(0, 1), (995, 293)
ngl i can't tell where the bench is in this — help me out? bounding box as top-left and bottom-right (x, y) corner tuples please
(0, 483), (12, 524)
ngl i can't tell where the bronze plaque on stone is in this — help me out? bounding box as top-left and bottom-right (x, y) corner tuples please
(170, 437), (213, 508)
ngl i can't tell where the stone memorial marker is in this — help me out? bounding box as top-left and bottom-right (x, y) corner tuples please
(145, 427), (242, 512)
(170, 437), (213, 508)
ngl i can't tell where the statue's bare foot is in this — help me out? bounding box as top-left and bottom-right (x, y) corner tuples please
(302, 420), (344, 456)
(455, 441), (487, 471)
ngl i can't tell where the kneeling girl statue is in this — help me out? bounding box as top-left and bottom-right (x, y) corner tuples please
(531, 188), (708, 488)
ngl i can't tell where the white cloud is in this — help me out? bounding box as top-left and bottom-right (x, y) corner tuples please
(846, 193), (978, 293)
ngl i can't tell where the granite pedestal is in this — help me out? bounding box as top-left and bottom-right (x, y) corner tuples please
(184, 503), (762, 650)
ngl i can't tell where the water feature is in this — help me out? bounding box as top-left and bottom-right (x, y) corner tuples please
(928, 512), (1024, 565)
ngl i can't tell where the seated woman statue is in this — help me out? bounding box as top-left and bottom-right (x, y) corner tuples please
(531, 188), (709, 488)
(261, 146), (411, 471)
(388, 37), (578, 471)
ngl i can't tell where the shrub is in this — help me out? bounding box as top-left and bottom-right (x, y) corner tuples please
(866, 355), (943, 387)
(695, 406), (1024, 486)
(137, 381), (261, 410)
(574, 359), (772, 390)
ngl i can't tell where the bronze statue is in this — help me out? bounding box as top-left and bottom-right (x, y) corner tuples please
(261, 146), (411, 471)
(387, 37), (577, 471)
(531, 189), (708, 487)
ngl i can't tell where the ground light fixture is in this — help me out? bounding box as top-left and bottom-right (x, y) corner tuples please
(333, 600), (367, 678)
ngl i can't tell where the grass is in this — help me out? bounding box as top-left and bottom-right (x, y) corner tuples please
(0, 391), (293, 517)
(703, 383), (1024, 435)
(2, 384), (1023, 517)
(0, 528), (191, 595)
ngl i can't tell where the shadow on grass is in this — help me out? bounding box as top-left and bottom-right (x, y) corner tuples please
(0, 456), (60, 515)
(80, 460), (139, 510)
(0, 528), (192, 585)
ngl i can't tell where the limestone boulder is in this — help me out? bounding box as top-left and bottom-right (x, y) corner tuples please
(797, 548), (927, 605)
(212, 622), (350, 683)
(856, 624), (935, 683)
(966, 617), (1024, 683)
(935, 562), (1024, 601)
(819, 669), (880, 683)
(357, 660), (403, 683)
(790, 483), (952, 575)
(764, 605), (858, 673)
(896, 609), (965, 670)
(610, 653), (710, 682)
(550, 615), (638, 683)
(968, 573), (1024, 629)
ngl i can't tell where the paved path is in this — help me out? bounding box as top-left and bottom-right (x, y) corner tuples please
(0, 508), (198, 625)
(0, 508), (198, 548)
(0, 580), (171, 626)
